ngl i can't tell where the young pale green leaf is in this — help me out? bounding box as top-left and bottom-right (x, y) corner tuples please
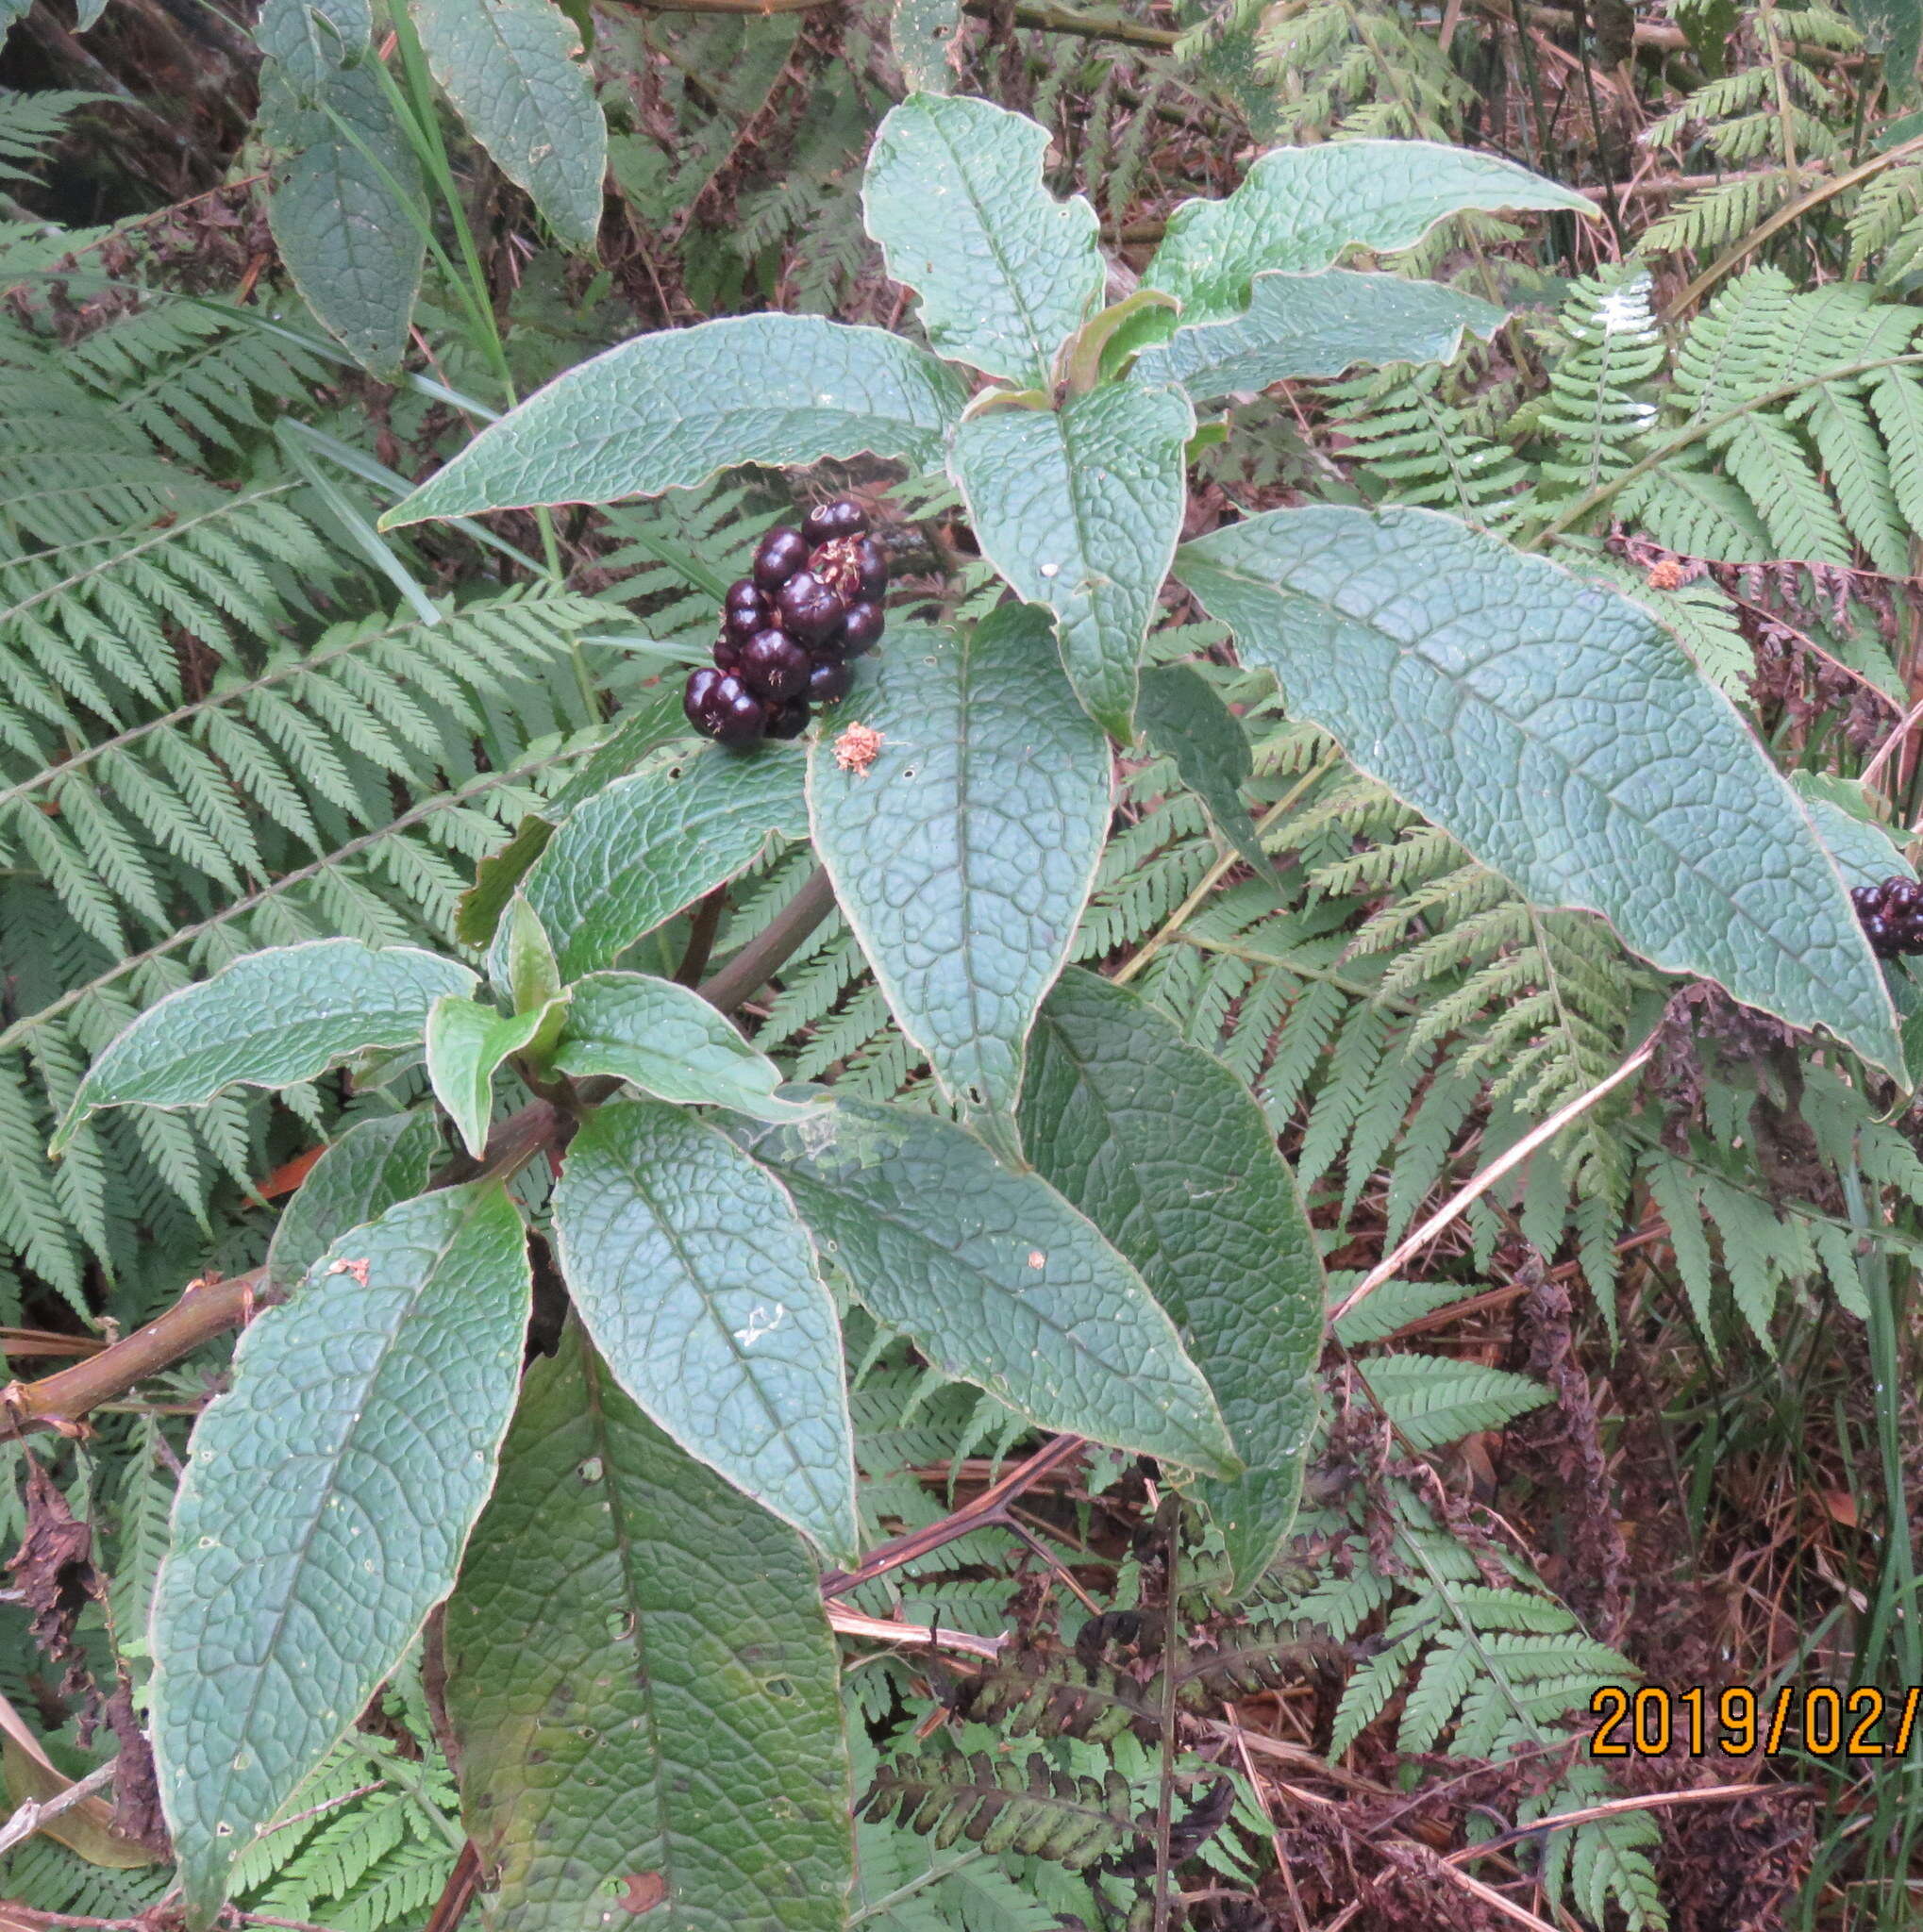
(1143, 141), (1596, 326)
(861, 92), (1105, 386)
(1135, 663), (1274, 880)
(552, 972), (820, 1122)
(258, 61), (426, 378)
(55, 941), (476, 1151)
(1133, 269), (1507, 403)
(151, 1183), (531, 1929)
(1017, 970), (1322, 1589)
(413, 0), (605, 249)
(382, 316), (965, 525)
(506, 741), (809, 982)
(444, 1323), (851, 1932)
(501, 891), (563, 1013)
(426, 995), (556, 1159)
(736, 1099), (1236, 1476)
(806, 609), (1110, 1119)
(1176, 507), (1904, 1075)
(264, 1109), (443, 1292)
(554, 1101), (858, 1558)
(948, 383), (1194, 739)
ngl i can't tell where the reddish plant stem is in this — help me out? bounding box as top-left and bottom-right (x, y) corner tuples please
(5, 870), (840, 1439)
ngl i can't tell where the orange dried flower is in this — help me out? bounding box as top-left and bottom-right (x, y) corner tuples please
(833, 723), (882, 774)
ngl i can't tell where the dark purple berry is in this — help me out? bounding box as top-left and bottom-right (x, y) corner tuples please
(808, 658), (851, 705)
(684, 666), (721, 735)
(1888, 876), (1922, 915)
(1864, 912), (1896, 955)
(725, 600), (768, 644)
(778, 569), (846, 644)
(765, 698), (811, 740)
(853, 535), (888, 600)
(726, 576), (763, 619)
(707, 674), (766, 748)
(713, 631), (742, 674)
(839, 599), (885, 657)
(803, 498), (868, 544)
(753, 527), (810, 592)
(739, 628), (811, 703)
(1853, 884), (1883, 913)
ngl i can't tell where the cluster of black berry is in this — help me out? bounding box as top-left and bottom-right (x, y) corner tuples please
(1853, 876), (1923, 958)
(683, 499), (888, 747)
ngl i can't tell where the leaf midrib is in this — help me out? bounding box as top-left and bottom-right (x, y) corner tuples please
(191, 1190), (484, 1856)
(1198, 550), (1864, 991)
(595, 1111), (845, 1538)
(776, 1156), (1220, 1465)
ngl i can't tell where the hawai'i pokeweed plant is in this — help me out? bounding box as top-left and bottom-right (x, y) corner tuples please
(42, 85), (1915, 1931)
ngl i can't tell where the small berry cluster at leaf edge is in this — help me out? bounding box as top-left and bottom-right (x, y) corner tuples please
(684, 499), (887, 747)
(1853, 875), (1923, 957)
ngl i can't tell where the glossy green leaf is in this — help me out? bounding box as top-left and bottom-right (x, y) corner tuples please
(552, 972), (820, 1122)
(736, 1099), (1235, 1475)
(56, 941), (476, 1150)
(861, 92), (1104, 385)
(426, 995), (555, 1158)
(384, 316), (965, 525)
(508, 742), (809, 982)
(806, 608), (1110, 1118)
(1135, 663), (1273, 880)
(1133, 268), (1506, 403)
(414, 0), (605, 249)
(1018, 970), (1322, 1588)
(265, 1109), (443, 1292)
(258, 59), (426, 377)
(151, 1183), (531, 1928)
(1143, 141), (1596, 326)
(444, 1323), (850, 1932)
(948, 384), (1194, 738)
(554, 1101), (857, 1557)
(1175, 506), (1902, 1074)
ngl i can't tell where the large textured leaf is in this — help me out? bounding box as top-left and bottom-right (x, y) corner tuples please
(861, 93), (1104, 386)
(385, 316), (965, 525)
(1133, 269), (1505, 402)
(1143, 142), (1595, 326)
(265, 1109), (442, 1291)
(426, 995), (554, 1158)
(1176, 506), (1903, 1073)
(892, 0), (962, 92)
(948, 384), (1194, 738)
(553, 972), (819, 1122)
(151, 1184), (531, 1927)
(508, 742), (809, 982)
(255, 0), (369, 92)
(258, 59), (426, 377)
(444, 1324), (850, 1932)
(56, 941), (475, 1149)
(1135, 663), (1272, 879)
(414, 0), (605, 249)
(554, 1101), (857, 1557)
(736, 1099), (1235, 1475)
(806, 608), (1110, 1117)
(1018, 970), (1322, 1589)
